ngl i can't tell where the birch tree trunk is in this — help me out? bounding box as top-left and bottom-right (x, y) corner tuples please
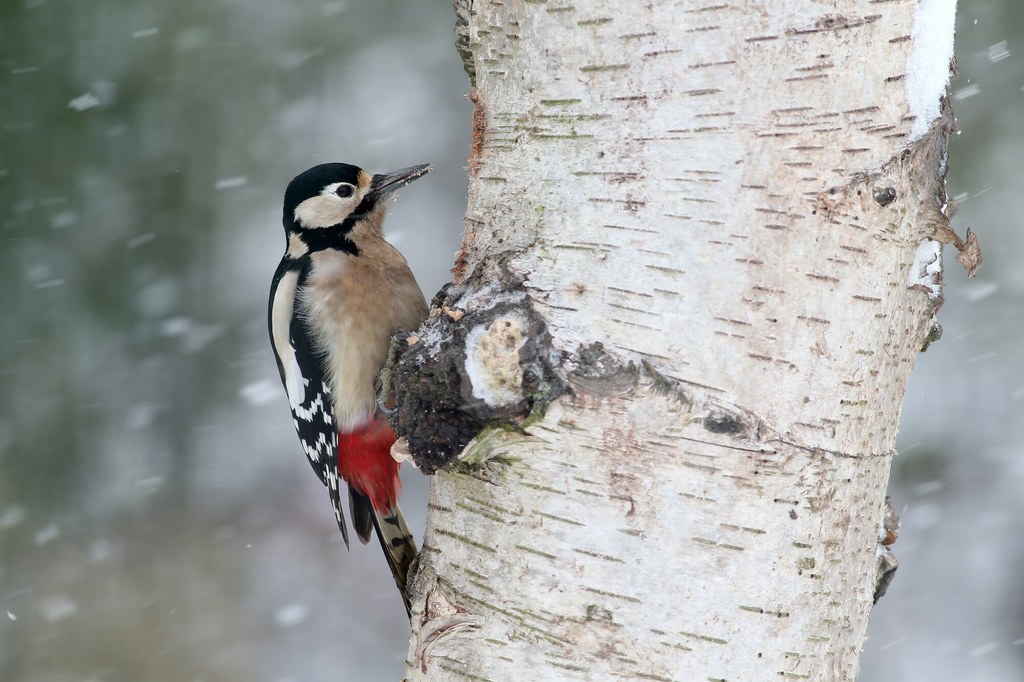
(395, 2), (969, 680)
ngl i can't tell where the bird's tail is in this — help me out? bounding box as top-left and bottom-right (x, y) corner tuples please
(349, 488), (417, 614)
(339, 417), (417, 614)
(371, 502), (418, 615)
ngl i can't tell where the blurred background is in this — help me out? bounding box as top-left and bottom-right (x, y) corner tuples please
(0, 2), (1018, 681)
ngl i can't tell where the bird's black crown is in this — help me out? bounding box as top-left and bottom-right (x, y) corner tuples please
(283, 162), (364, 224)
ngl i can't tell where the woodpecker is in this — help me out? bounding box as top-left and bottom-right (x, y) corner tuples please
(268, 162), (430, 614)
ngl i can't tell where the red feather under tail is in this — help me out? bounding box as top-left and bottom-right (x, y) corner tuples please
(337, 416), (401, 512)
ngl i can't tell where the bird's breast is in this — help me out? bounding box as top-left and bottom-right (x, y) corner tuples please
(301, 245), (427, 431)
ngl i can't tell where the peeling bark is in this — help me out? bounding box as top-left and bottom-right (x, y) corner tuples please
(399, 2), (959, 680)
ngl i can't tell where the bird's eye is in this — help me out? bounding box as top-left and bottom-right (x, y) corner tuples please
(335, 184), (355, 198)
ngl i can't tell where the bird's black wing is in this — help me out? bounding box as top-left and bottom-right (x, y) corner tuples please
(269, 258), (349, 546)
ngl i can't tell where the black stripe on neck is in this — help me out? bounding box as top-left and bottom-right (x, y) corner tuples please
(295, 223), (360, 256)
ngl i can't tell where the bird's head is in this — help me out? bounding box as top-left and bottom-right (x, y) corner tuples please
(281, 162), (431, 256)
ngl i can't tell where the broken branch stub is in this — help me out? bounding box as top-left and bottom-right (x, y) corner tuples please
(384, 283), (566, 474)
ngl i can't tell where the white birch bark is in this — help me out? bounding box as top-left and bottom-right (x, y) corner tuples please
(405, 2), (961, 680)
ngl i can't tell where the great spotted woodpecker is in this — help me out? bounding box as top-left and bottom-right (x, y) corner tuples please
(268, 162), (430, 613)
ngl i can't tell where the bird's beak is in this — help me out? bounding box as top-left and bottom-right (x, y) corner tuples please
(370, 163), (432, 197)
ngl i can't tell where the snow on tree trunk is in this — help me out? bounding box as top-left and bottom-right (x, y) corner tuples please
(397, 2), (964, 680)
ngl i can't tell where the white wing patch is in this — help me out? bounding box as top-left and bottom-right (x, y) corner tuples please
(271, 269), (301, 388)
(270, 266), (338, 475)
(285, 353), (308, 411)
(270, 260), (354, 545)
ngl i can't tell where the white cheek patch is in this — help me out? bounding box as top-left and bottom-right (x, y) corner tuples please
(293, 184), (366, 229)
(294, 195), (345, 228)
